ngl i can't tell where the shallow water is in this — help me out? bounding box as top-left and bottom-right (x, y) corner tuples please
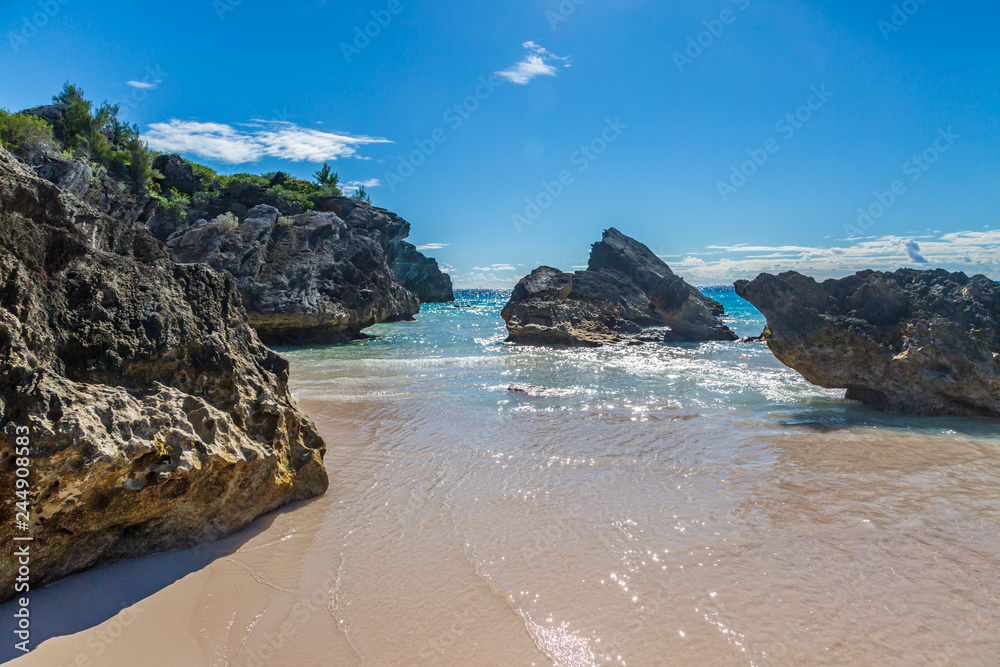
(9, 288), (1000, 666)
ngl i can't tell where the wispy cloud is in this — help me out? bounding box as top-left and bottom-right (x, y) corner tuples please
(143, 119), (392, 164)
(473, 264), (517, 271)
(126, 80), (160, 89)
(661, 229), (1000, 285)
(340, 178), (382, 194)
(416, 243), (449, 251)
(495, 41), (571, 85)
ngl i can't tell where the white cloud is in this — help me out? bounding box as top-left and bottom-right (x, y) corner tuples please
(662, 230), (1000, 285)
(126, 80), (160, 89)
(472, 264), (517, 272)
(416, 243), (449, 251)
(452, 270), (521, 290)
(495, 41), (571, 85)
(340, 178), (382, 194)
(143, 119), (392, 164)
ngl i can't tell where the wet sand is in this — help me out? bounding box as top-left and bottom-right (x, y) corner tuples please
(9, 389), (1000, 666)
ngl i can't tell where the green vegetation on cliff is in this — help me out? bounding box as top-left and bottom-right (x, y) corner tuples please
(0, 84), (378, 224)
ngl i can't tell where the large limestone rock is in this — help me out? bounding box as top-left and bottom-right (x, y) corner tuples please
(390, 241), (454, 303)
(0, 146), (328, 602)
(735, 269), (1000, 417)
(502, 228), (736, 346)
(166, 205), (420, 344)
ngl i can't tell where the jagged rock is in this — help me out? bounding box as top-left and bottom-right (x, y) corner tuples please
(390, 241), (454, 303)
(735, 269), (1000, 418)
(152, 153), (202, 196)
(22, 104), (69, 144)
(0, 146), (327, 602)
(36, 157), (93, 199)
(167, 205), (420, 344)
(502, 229), (737, 346)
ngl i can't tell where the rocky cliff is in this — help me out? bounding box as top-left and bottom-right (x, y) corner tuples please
(735, 269), (1000, 417)
(0, 146), (328, 602)
(145, 154), (453, 341)
(502, 229), (736, 346)
(165, 204), (420, 345)
(390, 241), (454, 303)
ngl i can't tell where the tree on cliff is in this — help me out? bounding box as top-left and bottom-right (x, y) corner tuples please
(314, 163), (340, 189)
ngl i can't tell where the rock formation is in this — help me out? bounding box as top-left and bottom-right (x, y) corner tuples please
(502, 228), (736, 346)
(390, 241), (454, 303)
(0, 146), (328, 602)
(735, 269), (1000, 418)
(165, 204), (421, 345)
(143, 157), (453, 340)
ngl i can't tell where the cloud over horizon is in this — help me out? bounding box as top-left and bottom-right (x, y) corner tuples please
(143, 119), (392, 164)
(662, 229), (1000, 285)
(495, 41), (571, 85)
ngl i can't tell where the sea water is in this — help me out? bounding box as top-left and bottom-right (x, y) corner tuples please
(11, 288), (1000, 666)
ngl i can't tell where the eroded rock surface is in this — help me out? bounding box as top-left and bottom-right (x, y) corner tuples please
(390, 241), (454, 303)
(502, 229), (736, 346)
(735, 269), (1000, 417)
(0, 146), (328, 601)
(166, 204), (420, 344)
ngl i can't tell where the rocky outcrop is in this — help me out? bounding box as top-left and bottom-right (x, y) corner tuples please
(152, 153), (202, 196)
(36, 157), (93, 199)
(735, 269), (1000, 418)
(166, 204), (420, 344)
(22, 104), (69, 144)
(390, 241), (454, 303)
(0, 146), (328, 602)
(502, 229), (736, 346)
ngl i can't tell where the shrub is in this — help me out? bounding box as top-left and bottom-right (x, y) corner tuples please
(352, 185), (371, 205)
(0, 109), (54, 160)
(266, 185), (312, 214)
(159, 188), (191, 222)
(214, 211), (239, 230)
(277, 216), (295, 227)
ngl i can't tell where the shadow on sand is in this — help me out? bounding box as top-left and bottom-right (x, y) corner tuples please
(0, 498), (320, 663)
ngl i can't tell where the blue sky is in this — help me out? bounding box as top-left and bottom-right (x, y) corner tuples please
(2, 0), (998, 287)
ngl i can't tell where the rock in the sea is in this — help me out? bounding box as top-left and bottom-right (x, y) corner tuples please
(502, 228), (737, 346)
(166, 205), (420, 344)
(390, 241), (454, 303)
(0, 146), (328, 602)
(735, 269), (1000, 418)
